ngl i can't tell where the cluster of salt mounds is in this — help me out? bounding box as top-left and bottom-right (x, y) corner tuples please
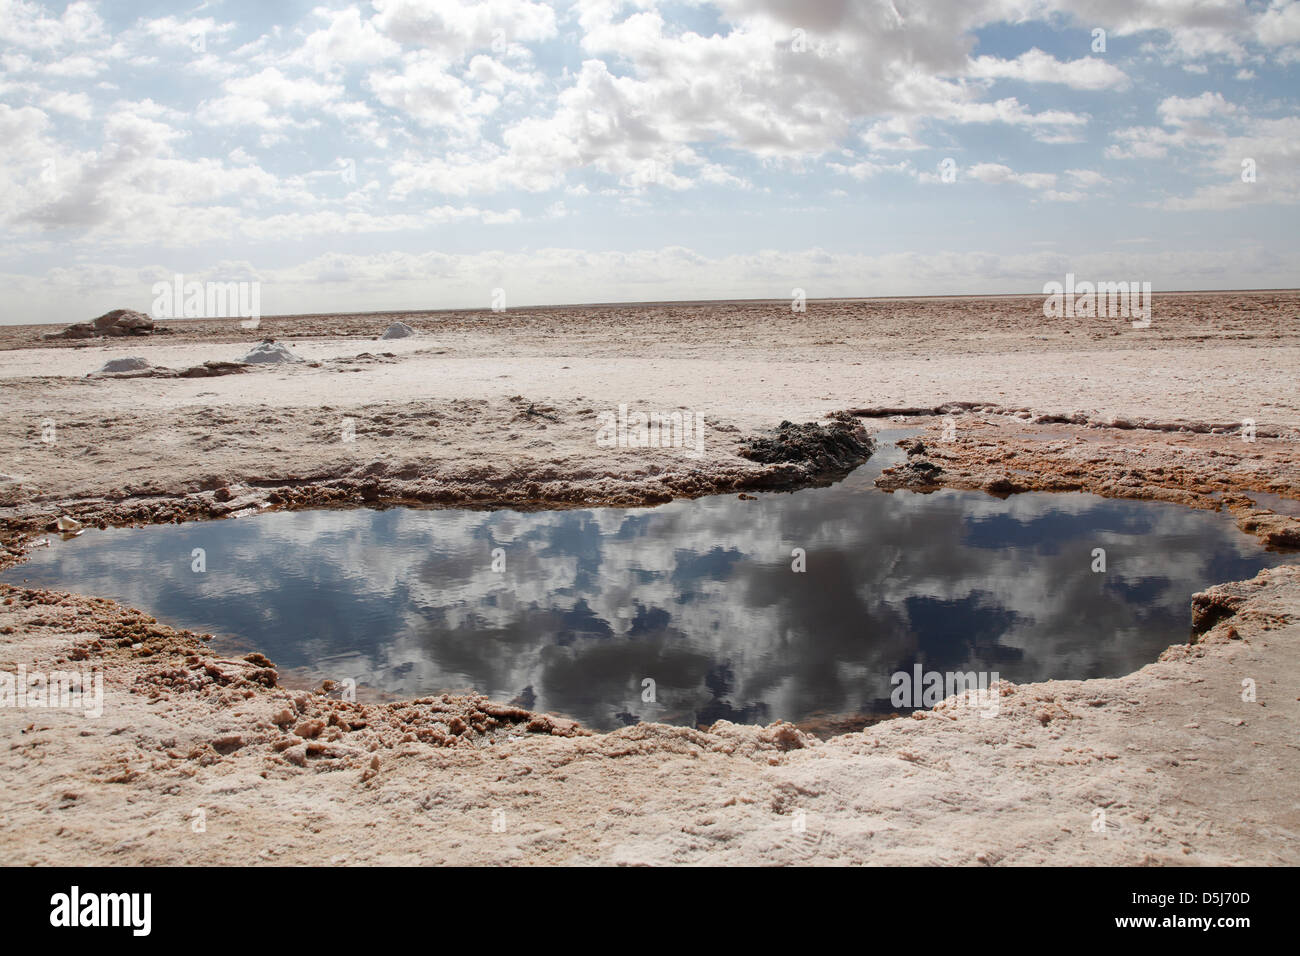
(380, 322), (416, 339)
(242, 341), (302, 364)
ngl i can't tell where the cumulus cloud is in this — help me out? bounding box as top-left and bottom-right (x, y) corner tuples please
(199, 68), (343, 130)
(0, 0), (104, 50)
(968, 48), (1130, 90)
(0, 0), (1296, 318)
(966, 162), (1057, 190)
(1104, 88), (1300, 210)
(371, 0), (558, 58)
(1158, 91), (1239, 125)
(368, 53), (500, 131)
(40, 89), (91, 119)
(287, 7), (400, 72)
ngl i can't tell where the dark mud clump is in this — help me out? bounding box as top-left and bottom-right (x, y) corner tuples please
(738, 416), (874, 474)
(875, 436), (947, 492)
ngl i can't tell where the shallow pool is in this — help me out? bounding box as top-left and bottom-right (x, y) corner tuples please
(4, 433), (1289, 731)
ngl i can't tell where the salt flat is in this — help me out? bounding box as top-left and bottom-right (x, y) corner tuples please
(1, 291), (1297, 865)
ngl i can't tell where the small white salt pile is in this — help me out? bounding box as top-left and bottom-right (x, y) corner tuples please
(94, 356), (150, 374)
(242, 340), (302, 364)
(380, 322), (416, 339)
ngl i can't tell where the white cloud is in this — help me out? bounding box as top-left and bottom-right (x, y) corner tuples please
(1158, 91), (1238, 125)
(288, 7), (401, 72)
(1105, 90), (1300, 209)
(968, 48), (1130, 90)
(199, 67), (343, 130)
(368, 53), (500, 131)
(1160, 115), (1300, 210)
(237, 206), (522, 240)
(40, 90), (91, 119)
(860, 116), (929, 152)
(137, 15), (235, 50)
(4, 102), (299, 242)
(372, 0), (558, 58)
(828, 159), (911, 181)
(465, 54), (542, 95)
(0, 0), (104, 50)
(1065, 168), (1109, 187)
(1, 0), (1297, 317)
(39, 54), (104, 77)
(966, 162), (1057, 190)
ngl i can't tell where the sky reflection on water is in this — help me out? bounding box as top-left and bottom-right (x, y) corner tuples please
(4, 438), (1285, 731)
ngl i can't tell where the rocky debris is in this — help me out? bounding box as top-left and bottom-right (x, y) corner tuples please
(294, 719), (326, 739)
(1191, 585), (1247, 635)
(196, 657), (278, 687)
(55, 516), (82, 532)
(524, 714), (585, 736)
(87, 360), (250, 379)
(44, 309), (159, 340)
(875, 437), (949, 490)
(884, 458), (946, 489)
(850, 401), (1002, 419)
(242, 340), (301, 364)
(1232, 509), (1300, 550)
(206, 485), (269, 517)
(849, 402), (1288, 440)
(97, 310), (152, 333)
(738, 417), (874, 474)
(212, 733), (244, 754)
(869, 418), (1300, 549)
(45, 323), (95, 340)
(1190, 565), (1299, 637)
(332, 352), (398, 366)
(380, 321), (416, 339)
(93, 357), (150, 375)
(177, 360), (248, 378)
(520, 402), (561, 422)
(708, 719), (814, 754)
(982, 475), (1020, 496)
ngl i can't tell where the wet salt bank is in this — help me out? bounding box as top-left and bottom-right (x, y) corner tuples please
(5, 435), (1292, 733)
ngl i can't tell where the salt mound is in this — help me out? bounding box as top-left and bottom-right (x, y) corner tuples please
(380, 322), (416, 339)
(242, 340), (301, 364)
(95, 357), (150, 374)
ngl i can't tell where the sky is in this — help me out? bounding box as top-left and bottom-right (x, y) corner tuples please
(1, 0), (1298, 323)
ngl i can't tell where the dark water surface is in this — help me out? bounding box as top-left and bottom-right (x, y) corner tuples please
(4, 434), (1288, 731)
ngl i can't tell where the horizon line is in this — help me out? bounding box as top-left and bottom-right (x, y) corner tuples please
(9, 286), (1299, 327)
